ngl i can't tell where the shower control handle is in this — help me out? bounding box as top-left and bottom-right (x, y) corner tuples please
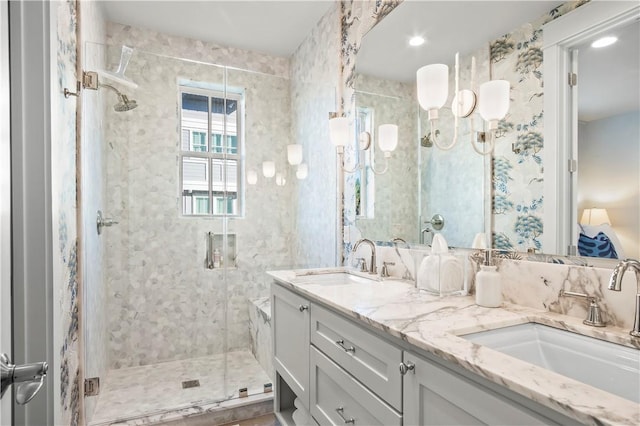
(97, 210), (118, 235)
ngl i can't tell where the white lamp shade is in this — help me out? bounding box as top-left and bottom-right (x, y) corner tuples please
(581, 208), (611, 225)
(262, 161), (275, 178)
(479, 80), (510, 121)
(275, 173), (286, 186)
(247, 170), (258, 185)
(287, 144), (303, 165)
(378, 124), (398, 152)
(416, 64), (449, 111)
(296, 163), (308, 180)
(329, 117), (349, 147)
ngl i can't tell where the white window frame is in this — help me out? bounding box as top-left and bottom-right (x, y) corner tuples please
(179, 86), (245, 217)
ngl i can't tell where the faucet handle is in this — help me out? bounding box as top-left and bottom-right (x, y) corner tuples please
(559, 290), (607, 327)
(381, 262), (395, 278)
(357, 257), (368, 273)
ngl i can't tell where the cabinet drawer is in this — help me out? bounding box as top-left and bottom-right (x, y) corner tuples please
(310, 303), (402, 410)
(310, 346), (401, 426)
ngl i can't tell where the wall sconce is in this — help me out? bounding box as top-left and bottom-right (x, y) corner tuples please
(329, 116), (397, 174)
(287, 144), (303, 165)
(416, 53), (510, 155)
(275, 172), (286, 186)
(580, 208), (611, 225)
(296, 163), (308, 180)
(247, 170), (258, 185)
(262, 161), (275, 178)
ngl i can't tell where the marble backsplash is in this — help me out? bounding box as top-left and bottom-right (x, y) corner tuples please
(374, 245), (637, 331)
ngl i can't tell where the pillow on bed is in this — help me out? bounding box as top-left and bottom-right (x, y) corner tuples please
(578, 232), (618, 258)
(578, 223), (625, 259)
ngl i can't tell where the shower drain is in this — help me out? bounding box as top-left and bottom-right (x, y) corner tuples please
(181, 379), (200, 389)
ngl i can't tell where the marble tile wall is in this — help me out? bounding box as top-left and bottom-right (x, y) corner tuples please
(78, 1), (108, 422)
(290, 3), (341, 268)
(53, 1), (80, 424)
(376, 245), (637, 331)
(248, 297), (273, 380)
(102, 24), (294, 368)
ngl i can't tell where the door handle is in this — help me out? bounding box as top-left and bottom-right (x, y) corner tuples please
(1, 353), (48, 405)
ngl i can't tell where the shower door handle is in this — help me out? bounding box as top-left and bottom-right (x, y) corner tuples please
(206, 232), (215, 269)
(1, 353), (48, 405)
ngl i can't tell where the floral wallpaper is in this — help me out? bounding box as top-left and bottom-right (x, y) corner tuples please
(490, 0), (588, 252)
(54, 0), (81, 424)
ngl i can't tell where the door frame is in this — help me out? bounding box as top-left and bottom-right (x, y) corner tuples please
(1, 0), (12, 420)
(8, 0), (55, 424)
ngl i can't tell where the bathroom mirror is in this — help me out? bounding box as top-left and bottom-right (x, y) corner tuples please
(353, 1), (554, 249)
(352, 1), (639, 261)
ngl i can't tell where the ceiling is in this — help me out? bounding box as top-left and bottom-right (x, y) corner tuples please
(356, 1), (560, 83)
(99, 0), (334, 58)
(577, 20), (640, 122)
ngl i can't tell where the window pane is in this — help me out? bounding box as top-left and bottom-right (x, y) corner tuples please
(181, 93), (209, 152)
(211, 97), (239, 154)
(182, 156), (209, 215)
(181, 129), (190, 151)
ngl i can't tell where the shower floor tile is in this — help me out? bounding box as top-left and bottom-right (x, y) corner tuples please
(90, 350), (272, 425)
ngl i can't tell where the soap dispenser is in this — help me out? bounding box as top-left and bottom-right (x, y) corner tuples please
(475, 250), (502, 308)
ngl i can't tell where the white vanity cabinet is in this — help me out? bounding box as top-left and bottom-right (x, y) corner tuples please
(272, 284), (311, 408)
(272, 282), (577, 426)
(402, 351), (575, 425)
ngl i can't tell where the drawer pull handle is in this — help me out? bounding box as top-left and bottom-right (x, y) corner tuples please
(335, 339), (356, 353)
(336, 407), (355, 424)
(399, 361), (415, 375)
(299, 304), (309, 312)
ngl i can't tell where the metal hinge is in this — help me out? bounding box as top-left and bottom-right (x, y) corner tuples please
(84, 377), (100, 396)
(568, 159), (577, 173)
(568, 72), (577, 87)
(82, 71), (98, 90)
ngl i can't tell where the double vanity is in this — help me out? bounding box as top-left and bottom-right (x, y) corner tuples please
(269, 269), (640, 426)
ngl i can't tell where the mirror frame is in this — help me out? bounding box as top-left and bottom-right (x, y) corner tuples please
(542, 1), (640, 257)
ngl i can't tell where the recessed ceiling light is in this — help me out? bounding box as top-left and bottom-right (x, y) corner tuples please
(409, 36), (425, 47)
(591, 36), (618, 48)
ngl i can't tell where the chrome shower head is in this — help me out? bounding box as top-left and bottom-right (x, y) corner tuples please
(99, 83), (138, 112)
(114, 93), (138, 112)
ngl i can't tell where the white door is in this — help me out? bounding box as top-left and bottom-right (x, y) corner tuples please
(1, 0), (13, 423)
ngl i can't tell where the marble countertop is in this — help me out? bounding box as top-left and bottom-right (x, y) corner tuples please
(268, 267), (640, 426)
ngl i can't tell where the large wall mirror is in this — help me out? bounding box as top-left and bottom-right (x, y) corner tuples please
(350, 0), (639, 264)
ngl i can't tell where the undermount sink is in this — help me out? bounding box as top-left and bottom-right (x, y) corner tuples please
(295, 271), (380, 285)
(461, 323), (640, 403)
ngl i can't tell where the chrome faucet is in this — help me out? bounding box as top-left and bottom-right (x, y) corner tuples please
(353, 238), (377, 275)
(608, 259), (640, 337)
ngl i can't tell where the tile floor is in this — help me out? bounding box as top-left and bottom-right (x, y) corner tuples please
(90, 350), (272, 425)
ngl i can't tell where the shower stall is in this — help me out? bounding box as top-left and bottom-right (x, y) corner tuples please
(81, 40), (294, 425)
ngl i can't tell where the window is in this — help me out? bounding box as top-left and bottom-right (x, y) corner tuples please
(180, 87), (243, 216)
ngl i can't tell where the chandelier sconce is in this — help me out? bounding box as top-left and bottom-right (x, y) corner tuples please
(416, 53), (510, 156)
(329, 116), (398, 174)
(247, 144), (308, 186)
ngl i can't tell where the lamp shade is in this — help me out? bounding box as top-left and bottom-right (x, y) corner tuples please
(262, 161), (275, 178)
(581, 208), (611, 225)
(329, 117), (349, 147)
(416, 64), (449, 111)
(247, 170), (258, 185)
(296, 163), (308, 180)
(287, 144), (303, 165)
(478, 80), (510, 122)
(378, 124), (398, 152)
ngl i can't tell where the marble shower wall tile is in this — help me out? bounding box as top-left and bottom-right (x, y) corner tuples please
(103, 25), (294, 368)
(78, 1), (108, 422)
(290, 3), (341, 268)
(54, 1), (80, 424)
(249, 297), (273, 380)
